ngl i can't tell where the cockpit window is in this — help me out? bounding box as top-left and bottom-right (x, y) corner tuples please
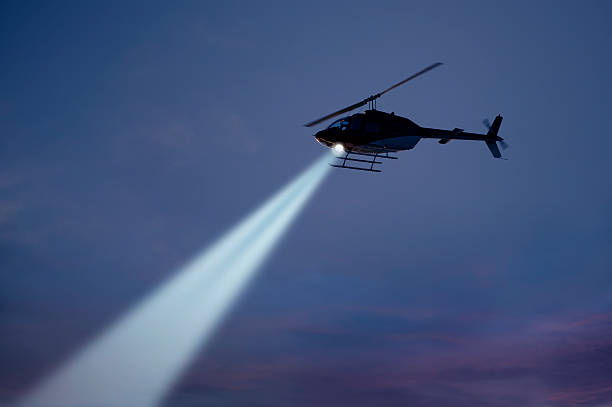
(329, 118), (351, 131)
(328, 119), (342, 129)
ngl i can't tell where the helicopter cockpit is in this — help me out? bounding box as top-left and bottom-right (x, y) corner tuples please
(328, 118), (350, 130)
(328, 116), (363, 131)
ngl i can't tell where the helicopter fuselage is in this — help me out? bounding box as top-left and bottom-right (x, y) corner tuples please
(314, 109), (501, 154)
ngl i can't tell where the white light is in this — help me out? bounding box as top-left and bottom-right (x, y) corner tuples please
(20, 153), (333, 407)
(333, 143), (344, 154)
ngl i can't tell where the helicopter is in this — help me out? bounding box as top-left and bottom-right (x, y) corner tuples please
(305, 63), (506, 172)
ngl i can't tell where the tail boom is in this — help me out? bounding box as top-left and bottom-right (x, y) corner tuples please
(422, 114), (504, 158)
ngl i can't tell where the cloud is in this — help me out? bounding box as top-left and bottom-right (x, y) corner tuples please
(164, 310), (612, 407)
(347, 305), (439, 321)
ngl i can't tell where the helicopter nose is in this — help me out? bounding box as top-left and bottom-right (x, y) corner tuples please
(314, 130), (329, 147)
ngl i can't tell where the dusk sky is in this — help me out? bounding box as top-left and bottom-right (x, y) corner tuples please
(1, 1), (612, 406)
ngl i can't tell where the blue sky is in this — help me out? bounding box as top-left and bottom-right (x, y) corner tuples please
(1, 1), (611, 406)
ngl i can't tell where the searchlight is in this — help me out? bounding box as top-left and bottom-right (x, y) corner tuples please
(20, 153), (333, 407)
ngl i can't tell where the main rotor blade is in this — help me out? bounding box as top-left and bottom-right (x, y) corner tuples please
(377, 62), (443, 97)
(304, 98), (370, 127)
(304, 62), (443, 128)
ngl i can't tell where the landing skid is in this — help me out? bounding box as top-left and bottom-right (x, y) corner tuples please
(331, 149), (397, 173)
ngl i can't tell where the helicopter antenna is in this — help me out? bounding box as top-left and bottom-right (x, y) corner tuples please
(304, 62), (443, 127)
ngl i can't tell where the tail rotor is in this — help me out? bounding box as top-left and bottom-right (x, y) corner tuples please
(483, 117), (509, 150)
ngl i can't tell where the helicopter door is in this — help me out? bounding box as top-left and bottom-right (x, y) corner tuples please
(365, 121), (380, 134)
(364, 121), (380, 140)
(350, 116), (362, 131)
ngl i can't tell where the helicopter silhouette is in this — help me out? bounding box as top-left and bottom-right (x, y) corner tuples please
(305, 63), (506, 172)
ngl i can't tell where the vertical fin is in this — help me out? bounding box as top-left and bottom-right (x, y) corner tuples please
(485, 140), (501, 158)
(485, 115), (503, 158)
(487, 115), (503, 137)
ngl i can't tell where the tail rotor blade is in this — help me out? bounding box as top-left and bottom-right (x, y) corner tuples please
(482, 118), (491, 131)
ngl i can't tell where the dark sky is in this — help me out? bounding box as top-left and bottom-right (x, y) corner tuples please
(2, 1), (612, 406)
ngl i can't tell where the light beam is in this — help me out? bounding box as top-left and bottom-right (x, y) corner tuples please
(21, 153), (332, 407)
